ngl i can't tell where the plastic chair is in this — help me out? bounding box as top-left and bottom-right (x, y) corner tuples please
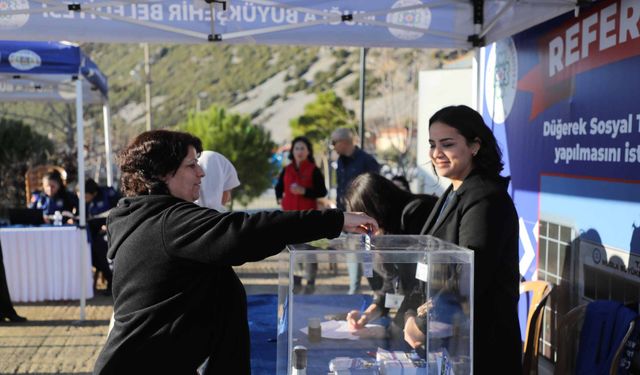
(24, 165), (67, 205)
(555, 301), (637, 375)
(520, 280), (553, 375)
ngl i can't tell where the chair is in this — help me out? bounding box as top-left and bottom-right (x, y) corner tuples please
(555, 301), (637, 375)
(520, 280), (553, 375)
(24, 165), (67, 206)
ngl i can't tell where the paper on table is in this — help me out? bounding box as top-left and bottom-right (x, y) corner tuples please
(300, 320), (384, 340)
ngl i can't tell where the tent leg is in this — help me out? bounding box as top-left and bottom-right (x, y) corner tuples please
(102, 102), (113, 187)
(76, 79), (87, 321)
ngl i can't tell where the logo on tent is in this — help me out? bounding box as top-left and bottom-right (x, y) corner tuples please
(386, 0), (431, 41)
(485, 37), (518, 124)
(9, 49), (41, 71)
(0, 0), (30, 29)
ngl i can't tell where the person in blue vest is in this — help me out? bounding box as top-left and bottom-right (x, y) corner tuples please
(29, 170), (78, 224)
(331, 127), (381, 294)
(275, 136), (327, 294)
(84, 178), (120, 293)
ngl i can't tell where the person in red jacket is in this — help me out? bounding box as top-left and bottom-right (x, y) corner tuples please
(275, 136), (327, 293)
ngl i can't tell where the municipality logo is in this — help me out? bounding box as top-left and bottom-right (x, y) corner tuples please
(0, 0), (29, 29)
(485, 37), (518, 124)
(9, 49), (41, 71)
(386, 0), (431, 41)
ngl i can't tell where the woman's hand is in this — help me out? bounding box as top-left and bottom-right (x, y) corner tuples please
(346, 310), (369, 330)
(342, 212), (378, 234)
(290, 183), (305, 195)
(404, 316), (426, 348)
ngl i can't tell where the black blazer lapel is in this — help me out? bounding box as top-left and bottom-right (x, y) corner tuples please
(431, 191), (458, 234)
(420, 185), (454, 235)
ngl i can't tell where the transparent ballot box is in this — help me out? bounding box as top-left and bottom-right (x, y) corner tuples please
(276, 235), (474, 375)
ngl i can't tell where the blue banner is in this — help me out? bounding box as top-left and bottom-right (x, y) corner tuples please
(483, 0), (640, 282)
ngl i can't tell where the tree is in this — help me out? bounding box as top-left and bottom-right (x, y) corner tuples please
(181, 106), (276, 207)
(289, 90), (356, 145)
(0, 118), (54, 209)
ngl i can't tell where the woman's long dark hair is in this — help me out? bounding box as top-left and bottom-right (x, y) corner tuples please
(345, 173), (415, 234)
(117, 130), (202, 197)
(288, 136), (315, 164)
(429, 105), (504, 176)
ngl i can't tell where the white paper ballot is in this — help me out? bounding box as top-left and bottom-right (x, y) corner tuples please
(300, 320), (384, 340)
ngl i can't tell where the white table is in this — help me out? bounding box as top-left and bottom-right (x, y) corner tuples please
(0, 226), (94, 302)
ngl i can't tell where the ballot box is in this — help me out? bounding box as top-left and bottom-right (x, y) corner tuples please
(277, 234), (474, 375)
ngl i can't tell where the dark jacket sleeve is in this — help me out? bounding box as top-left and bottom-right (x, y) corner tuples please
(162, 205), (344, 266)
(303, 167), (327, 199)
(366, 154), (381, 173)
(274, 169), (285, 200)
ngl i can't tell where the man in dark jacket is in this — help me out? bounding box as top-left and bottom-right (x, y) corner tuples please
(331, 127), (380, 294)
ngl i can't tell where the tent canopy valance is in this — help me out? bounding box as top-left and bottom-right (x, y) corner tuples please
(0, 41), (107, 103)
(0, 0), (591, 48)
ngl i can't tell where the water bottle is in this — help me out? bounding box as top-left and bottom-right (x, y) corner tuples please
(53, 211), (63, 226)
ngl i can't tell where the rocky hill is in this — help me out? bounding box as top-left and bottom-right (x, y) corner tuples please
(1, 42), (470, 158)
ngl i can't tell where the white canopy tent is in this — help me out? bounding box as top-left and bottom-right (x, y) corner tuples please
(0, 1), (586, 48)
(0, 0), (594, 126)
(0, 40), (111, 320)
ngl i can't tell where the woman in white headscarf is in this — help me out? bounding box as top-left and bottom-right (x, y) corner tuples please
(196, 150), (240, 211)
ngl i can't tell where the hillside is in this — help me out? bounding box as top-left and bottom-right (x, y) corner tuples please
(0, 43), (470, 175)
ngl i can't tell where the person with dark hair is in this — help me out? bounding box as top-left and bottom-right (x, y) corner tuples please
(0, 241), (26, 323)
(343, 173), (437, 337)
(403, 105), (521, 374)
(391, 175), (411, 192)
(331, 127), (381, 294)
(275, 136), (327, 294)
(93, 129), (377, 375)
(82, 178), (120, 293)
(29, 170), (78, 224)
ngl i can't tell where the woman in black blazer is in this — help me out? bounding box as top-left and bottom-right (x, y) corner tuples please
(404, 105), (521, 374)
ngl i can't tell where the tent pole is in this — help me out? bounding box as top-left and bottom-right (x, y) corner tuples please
(359, 47), (367, 149)
(144, 43), (152, 131)
(76, 78), (87, 321)
(102, 101), (113, 187)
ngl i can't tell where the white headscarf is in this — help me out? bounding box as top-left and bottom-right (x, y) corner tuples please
(196, 151), (240, 211)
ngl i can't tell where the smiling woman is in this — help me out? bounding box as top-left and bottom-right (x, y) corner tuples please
(404, 105), (521, 375)
(94, 129), (378, 375)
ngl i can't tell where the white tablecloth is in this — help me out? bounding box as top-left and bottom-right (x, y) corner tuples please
(0, 226), (94, 302)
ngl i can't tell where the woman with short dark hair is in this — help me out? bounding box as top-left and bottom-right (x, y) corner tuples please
(93, 129), (377, 375)
(404, 105), (521, 374)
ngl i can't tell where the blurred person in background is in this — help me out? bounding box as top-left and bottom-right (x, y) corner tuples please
(29, 170), (78, 224)
(83, 178), (120, 293)
(391, 175), (411, 192)
(93, 129), (377, 375)
(196, 150), (240, 212)
(0, 241), (26, 323)
(275, 136), (327, 294)
(331, 127), (380, 294)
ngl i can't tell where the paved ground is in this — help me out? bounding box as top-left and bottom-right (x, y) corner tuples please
(0, 254), (348, 375)
(0, 255), (554, 375)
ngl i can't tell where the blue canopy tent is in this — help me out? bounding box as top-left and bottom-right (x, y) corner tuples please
(0, 40), (112, 319)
